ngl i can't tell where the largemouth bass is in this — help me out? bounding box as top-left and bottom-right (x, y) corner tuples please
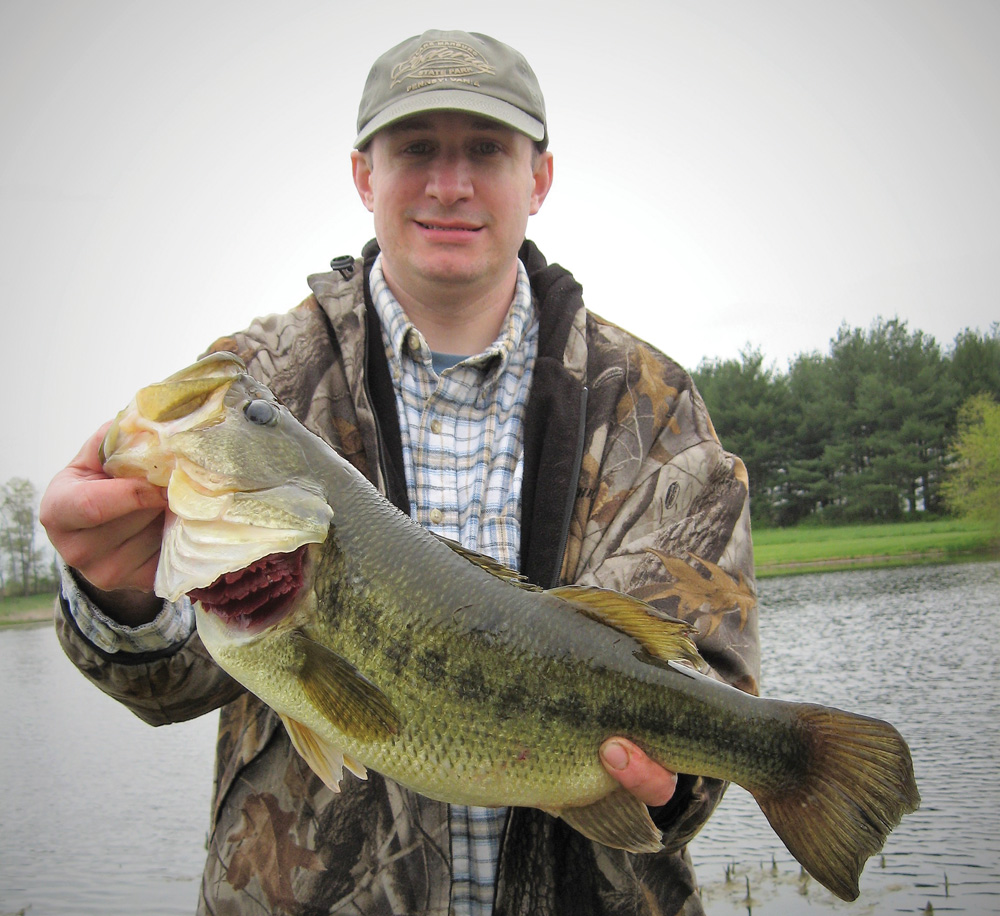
(100, 352), (919, 902)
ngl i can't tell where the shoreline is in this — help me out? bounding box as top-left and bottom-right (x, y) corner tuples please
(755, 547), (997, 578)
(0, 602), (55, 628)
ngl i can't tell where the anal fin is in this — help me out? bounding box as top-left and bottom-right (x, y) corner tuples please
(549, 787), (664, 854)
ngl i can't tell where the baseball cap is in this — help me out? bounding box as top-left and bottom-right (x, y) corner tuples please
(354, 30), (547, 149)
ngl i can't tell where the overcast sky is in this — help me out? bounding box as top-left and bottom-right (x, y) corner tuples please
(2, 0), (997, 496)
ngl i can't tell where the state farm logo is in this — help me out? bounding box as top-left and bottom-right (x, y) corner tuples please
(391, 39), (495, 91)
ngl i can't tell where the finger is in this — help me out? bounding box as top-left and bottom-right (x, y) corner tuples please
(78, 529), (162, 594)
(42, 423), (167, 532)
(43, 424), (169, 600)
(57, 509), (165, 590)
(600, 738), (677, 807)
(43, 473), (167, 535)
(76, 477), (168, 531)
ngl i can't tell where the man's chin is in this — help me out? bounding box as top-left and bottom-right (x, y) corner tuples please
(409, 255), (493, 288)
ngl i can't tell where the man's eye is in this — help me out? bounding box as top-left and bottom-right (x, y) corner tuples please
(473, 141), (502, 155)
(244, 399), (279, 426)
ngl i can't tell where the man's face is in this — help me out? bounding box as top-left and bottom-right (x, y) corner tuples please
(351, 111), (552, 304)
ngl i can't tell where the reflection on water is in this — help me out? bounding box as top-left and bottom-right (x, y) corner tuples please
(689, 560), (1000, 915)
(1, 562), (997, 915)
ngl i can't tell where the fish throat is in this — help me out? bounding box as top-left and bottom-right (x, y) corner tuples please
(189, 545), (308, 630)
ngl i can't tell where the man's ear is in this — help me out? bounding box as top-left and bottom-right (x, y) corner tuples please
(529, 151), (554, 216)
(351, 149), (375, 213)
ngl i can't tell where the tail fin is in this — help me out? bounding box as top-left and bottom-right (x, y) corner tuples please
(752, 704), (920, 901)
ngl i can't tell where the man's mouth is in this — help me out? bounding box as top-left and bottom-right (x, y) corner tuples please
(189, 545), (307, 631)
(415, 220), (481, 233)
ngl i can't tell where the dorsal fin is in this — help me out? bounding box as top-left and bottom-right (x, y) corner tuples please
(549, 585), (706, 670)
(433, 534), (539, 589)
(432, 535), (705, 669)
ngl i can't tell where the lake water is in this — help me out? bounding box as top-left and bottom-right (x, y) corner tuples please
(1, 560), (997, 915)
(689, 559), (1000, 916)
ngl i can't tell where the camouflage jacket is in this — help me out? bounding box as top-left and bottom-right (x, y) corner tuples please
(56, 239), (759, 916)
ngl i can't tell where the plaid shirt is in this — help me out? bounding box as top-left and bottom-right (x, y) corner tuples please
(370, 254), (538, 916)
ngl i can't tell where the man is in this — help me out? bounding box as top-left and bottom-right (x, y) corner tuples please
(42, 30), (759, 916)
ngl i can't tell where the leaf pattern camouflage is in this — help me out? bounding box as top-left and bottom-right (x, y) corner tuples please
(56, 241), (759, 915)
(226, 793), (324, 909)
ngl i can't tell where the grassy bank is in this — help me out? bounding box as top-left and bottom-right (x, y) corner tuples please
(1, 519), (996, 626)
(0, 591), (56, 628)
(753, 517), (998, 577)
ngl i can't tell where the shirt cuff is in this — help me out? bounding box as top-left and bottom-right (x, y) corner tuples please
(59, 561), (196, 655)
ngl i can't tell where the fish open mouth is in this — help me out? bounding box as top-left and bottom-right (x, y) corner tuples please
(189, 545), (307, 631)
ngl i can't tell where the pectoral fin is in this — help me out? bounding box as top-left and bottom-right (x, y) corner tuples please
(288, 632), (401, 741)
(549, 788), (664, 854)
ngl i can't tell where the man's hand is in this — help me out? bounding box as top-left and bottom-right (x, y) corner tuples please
(600, 738), (677, 807)
(40, 423), (168, 625)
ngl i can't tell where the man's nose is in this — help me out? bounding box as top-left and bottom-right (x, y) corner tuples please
(426, 154), (473, 205)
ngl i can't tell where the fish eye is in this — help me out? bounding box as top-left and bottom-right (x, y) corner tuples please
(243, 398), (279, 426)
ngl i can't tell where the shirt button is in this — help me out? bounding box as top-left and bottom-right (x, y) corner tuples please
(429, 508), (444, 525)
(430, 418), (443, 435)
(407, 329), (422, 352)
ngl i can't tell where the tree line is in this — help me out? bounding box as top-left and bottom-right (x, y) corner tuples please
(692, 319), (1000, 527)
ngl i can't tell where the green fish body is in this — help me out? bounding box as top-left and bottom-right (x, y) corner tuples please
(101, 353), (920, 902)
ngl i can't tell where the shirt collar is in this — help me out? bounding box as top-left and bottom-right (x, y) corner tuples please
(369, 254), (535, 381)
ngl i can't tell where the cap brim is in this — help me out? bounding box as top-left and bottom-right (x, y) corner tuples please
(354, 88), (545, 148)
